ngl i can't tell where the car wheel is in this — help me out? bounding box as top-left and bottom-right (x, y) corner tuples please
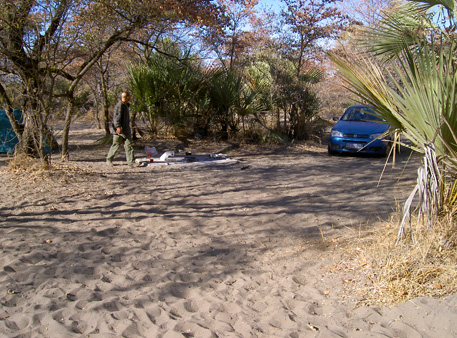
(382, 144), (390, 157)
(383, 142), (395, 157)
(328, 145), (336, 155)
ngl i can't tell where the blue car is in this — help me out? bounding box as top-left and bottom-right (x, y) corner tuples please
(328, 105), (391, 156)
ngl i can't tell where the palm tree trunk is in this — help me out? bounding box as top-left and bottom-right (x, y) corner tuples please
(397, 144), (441, 244)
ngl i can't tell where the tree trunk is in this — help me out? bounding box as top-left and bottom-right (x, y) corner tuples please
(94, 99), (101, 129)
(104, 105), (111, 135)
(19, 109), (50, 167)
(297, 34), (304, 77)
(61, 97), (75, 161)
(38, 121), (50, 168)
(220, 110), (229, 140)
(101, 73), (111, 135)
(21, 112), (38, 155)
(276, 107), (280, 131)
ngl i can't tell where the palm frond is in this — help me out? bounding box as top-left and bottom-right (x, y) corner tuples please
(331, 0), (457, 244)
(331, 39), (457, 163)
(362, 2), (433, 60)
(410, 0), (455, 12)
(93, 134), (113, 146)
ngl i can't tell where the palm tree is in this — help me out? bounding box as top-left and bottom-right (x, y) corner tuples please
(128, 40), (207, 136)
(207, 69), (244, 140)
(330, 0), (457, 243)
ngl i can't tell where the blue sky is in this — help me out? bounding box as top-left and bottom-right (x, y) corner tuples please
(256, 0), (285, 13)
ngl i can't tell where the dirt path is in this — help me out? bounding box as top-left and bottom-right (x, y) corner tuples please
(1, 123), (455, 337)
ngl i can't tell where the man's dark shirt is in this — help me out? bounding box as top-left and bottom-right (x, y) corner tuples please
(112, 101), (131, 135)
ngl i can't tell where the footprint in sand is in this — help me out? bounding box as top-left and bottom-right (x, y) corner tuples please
(111, 310), (130, 320)
(308, 302), (323, 316)
(172, 322), (214, 338)
(21, 252), (44, 264)
(32, 312), (46, 326)
(122, 321), (156, 338)
(70, 320), (87, 334)
(1, 294), (21, 308)
(145, 306), (169, 327)
(168, 282), (198, 299)
(102, 299), (122, 312)
(52, 310), (65, 324)
(184, 299), (199, 313)
(4, 313), (30, 331)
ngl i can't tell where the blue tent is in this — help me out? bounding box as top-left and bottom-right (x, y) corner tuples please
(0, 109), (23, 154)
(0, 109), (58, 154)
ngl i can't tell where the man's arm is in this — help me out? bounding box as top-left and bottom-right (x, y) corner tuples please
(112, 102), (122, 133)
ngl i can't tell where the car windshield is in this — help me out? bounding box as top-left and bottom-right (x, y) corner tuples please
(340, 107), (384, 122)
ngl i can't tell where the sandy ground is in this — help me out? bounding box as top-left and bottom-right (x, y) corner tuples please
(1, 122), (456, 337)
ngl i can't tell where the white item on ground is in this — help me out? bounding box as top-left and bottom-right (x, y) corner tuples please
(144, 146), (159, 157)
(159, 151), (175, 161)
(210, 153), (227, 158)
(134, 154), (237, 169)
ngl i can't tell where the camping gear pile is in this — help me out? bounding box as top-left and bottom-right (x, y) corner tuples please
(137, 146), (237, 167)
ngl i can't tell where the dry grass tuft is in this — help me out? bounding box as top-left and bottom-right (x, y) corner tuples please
(8, 152), (48, 173)
(7, 152), (98, 185)
(340, 212), (457, 306)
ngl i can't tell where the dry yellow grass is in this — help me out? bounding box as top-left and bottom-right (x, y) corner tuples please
(7, 152), (97, 184)
(341, 212), (457, 306)
(7, 152), (43, 170)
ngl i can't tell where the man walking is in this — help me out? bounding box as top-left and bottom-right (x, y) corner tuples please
(106, 91), (137, 167)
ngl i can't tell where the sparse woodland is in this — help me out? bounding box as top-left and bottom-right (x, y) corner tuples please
(0, 0), (357, 165)
(2, 0), (457, 303)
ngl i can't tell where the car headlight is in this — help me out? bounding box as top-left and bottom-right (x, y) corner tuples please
(369, 133), (383, 139)
(331, 130), (343, 137)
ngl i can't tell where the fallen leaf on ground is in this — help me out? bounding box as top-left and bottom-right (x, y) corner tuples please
(307, 323), (319, 331)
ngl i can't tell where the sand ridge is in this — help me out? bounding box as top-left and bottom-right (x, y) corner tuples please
(1, 123), (456, 337)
